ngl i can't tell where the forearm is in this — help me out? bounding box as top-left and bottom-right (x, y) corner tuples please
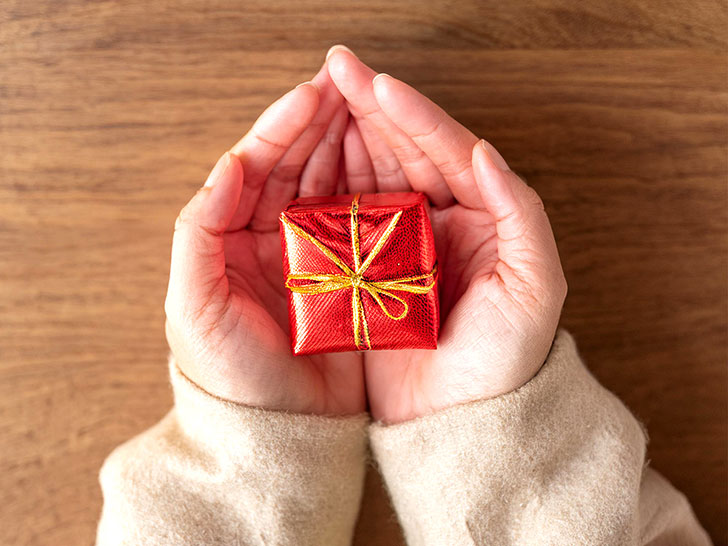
(97, 358), (368, 546)
(370, 329), (711, 545)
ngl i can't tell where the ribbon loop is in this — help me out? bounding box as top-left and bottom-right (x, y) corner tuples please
(281, 194), (437, 350)
(362, 285), (409, 321)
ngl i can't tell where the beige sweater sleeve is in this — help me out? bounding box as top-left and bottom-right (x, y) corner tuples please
(369, 329), (712, 546)
(96, 359), (369, 546)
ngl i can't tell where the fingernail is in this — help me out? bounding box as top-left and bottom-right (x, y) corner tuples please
(204, 152), (231, 188)
(373, 73), (391, 85)
(326, 44), (356, 60)
(295, 80), (319, 92)
(480, 140), (510, 171)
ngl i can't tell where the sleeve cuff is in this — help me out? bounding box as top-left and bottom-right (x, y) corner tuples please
(98, 358), (370, 546)
(369, 328), (649, 545)
(170, 357), (370, 462)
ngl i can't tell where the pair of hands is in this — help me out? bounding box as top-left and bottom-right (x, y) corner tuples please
(164, 45), (567, 424)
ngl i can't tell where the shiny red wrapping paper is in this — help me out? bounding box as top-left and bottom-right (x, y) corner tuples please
(279, 192), (439, 355)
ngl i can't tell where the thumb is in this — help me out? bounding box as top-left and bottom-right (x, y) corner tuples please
(471, 140), (566, 304)
(165, 152), (244, 323)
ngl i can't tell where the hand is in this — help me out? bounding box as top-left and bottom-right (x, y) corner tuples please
(326, 46), (568, 423)
(164, 63), (365, 416)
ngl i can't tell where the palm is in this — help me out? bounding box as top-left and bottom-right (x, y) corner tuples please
(365, 197), (515, 421)
(223, 230), (290, 347)
(430, 205), (498, 318)
(218, 228), (363, 415)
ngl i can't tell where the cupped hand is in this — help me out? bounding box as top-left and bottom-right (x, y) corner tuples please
(326, 46), (568, 423)
(164, 63), (366, 416)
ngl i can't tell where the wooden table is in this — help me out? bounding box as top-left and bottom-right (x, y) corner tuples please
(1, 1), (726, 544)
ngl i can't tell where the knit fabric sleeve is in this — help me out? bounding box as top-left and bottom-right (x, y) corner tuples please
(96, 358), (369, 546)
(369, 329), (712, 546)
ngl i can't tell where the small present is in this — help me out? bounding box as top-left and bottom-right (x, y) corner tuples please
(279, 192), (439, 355)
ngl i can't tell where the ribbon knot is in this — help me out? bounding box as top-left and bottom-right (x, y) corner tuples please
(281, 193), (437, 351)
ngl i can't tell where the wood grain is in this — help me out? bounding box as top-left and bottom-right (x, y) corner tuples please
(1, 1), (726, 544)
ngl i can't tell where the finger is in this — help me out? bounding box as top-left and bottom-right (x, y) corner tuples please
(299, 103), (349, 196)
(354, 115), (410, 193)
(335, 152), (348, 194)
(251, 64), (346, 229)
(471, 140), (565, 298)
(342, 117), (376, 194)
(228, 82), (319, 231)
(327, 46), (453, 206)
(372, 73), (482, 209)
(326, 48), (409, 193)
(166, 152), (243, 322)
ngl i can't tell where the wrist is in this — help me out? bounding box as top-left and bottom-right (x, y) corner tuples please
(481, 322), (560, 400)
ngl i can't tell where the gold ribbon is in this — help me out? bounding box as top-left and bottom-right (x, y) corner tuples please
(281, 193), (437, 351)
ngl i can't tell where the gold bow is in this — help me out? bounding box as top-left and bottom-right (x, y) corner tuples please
(280, 193), (437, 351)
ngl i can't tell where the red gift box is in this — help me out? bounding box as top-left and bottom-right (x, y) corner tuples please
(279, 192), (439, 355)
